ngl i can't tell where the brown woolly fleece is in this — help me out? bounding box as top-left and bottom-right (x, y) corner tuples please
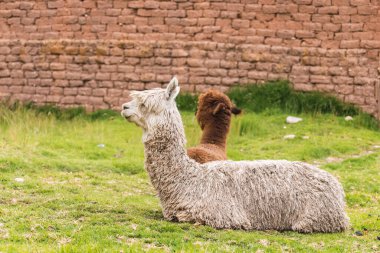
(187, 90), (241, 164)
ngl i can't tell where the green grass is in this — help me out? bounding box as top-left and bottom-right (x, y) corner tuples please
(0, 104), (380, 252)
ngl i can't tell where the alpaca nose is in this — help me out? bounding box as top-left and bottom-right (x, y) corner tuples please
(123, 105), (129, 110)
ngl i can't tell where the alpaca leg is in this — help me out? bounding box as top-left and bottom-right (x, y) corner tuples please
(291, 215), (316, 233)
(292, 211), (348, 233)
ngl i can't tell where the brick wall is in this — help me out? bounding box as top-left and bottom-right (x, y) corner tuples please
(0, 1), (379, 118)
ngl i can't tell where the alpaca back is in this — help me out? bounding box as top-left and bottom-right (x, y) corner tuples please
(172, 159), (348, 232)
(187, 144), (227, 164)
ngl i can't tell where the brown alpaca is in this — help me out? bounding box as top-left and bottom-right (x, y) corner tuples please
(187, 90), (241, 164)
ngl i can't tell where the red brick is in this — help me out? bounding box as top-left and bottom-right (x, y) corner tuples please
(277, 30), (295, 39)
(331, 15), (350, 23)
(205, 77), (221, 85)
(313, 0), (332, 6)
(296, 30), (316, 38)
(264, 38), (283, 45)
(310, 75), (331, 83)
(312, 14), (331, 23)
(168, 10), (186, 18)
(47, 1), (65, 9)
(292, 13), (311, 21)
(320, 6), (339, 14)
(187, 59), (204, 67)
(171, 49), (188, 58)
(342, 23), (363, 32)
(329, 67), (347, 76)
(128, 1), (144, 8)
(0, 69), (10, 77)
(339, 6), (357, 14)
(323, 23), (341, 32)
(299, 5), (317, 13)
(248, 70), (267, 79)
(340, 40), (360, 48)
(198, 18), (215, 26)
(95, 72), (110, 81)
(345, 95), (365, 104)
(335, 85), (353, 94)
(92, 88), (107, 97)
(155, 57), (171, 66)
(354, 77), (374, 85)
(332, 0), (350, 4)
(209, 68), (227, 77)
(0, 47), (11, 55)
(160, 2), (177, 10)
(350, 0), (369, 5)
(348, 67), (368, 77)
(262, 5), (278, 14)
(332, 76), (353, 84)
(357, 6), (375, 15)
(361, 40), (380, 49)
(140, 73), (155, 82)
(144, 1), (159, 9)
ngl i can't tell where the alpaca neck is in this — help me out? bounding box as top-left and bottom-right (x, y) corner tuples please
(143, 112), (193, 194)
(200, 121), (229, 149)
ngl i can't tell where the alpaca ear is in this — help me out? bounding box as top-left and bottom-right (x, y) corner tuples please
(166, 76), (180, 101)
(231, 106), (242, 115)
(213, 103), (225, 115)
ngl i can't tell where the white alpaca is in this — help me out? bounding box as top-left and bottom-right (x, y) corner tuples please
(121, 77), (349, 233)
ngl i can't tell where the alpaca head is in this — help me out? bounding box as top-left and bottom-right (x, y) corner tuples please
(121, 77), (184, 142)
(196, 90), (242, 130)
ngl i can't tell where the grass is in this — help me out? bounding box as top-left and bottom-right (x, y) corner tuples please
(0, 101), (380, 252)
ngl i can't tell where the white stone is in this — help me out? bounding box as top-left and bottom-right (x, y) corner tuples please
(97, 144), (105, 148)
(286, 116), (303, 124)
(14, 178), (24, 183)
(345, 116), (353, 121)
(326, 157), (343, 163)
(302, 136), (310, 139)
(283, 134), (296, 139)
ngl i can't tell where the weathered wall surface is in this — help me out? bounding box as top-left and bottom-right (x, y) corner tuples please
(0, 0), (379, 117)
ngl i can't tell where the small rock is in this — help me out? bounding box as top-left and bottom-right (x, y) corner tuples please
(14, 178), (24, 183)
(130, 224), (138, 230)
(354, 231), (363, 236)
(97, 144), (105, 148)
(58, 237), (72, 245)
(373, 145), (380, 149)
(283, 134), (296, 139)
(286, 116), (303, 124)
(302, 136), (310, 139)
(345, 116), (353, 121)
(326, 157), (343, 163)
(259, 239), (270, 246)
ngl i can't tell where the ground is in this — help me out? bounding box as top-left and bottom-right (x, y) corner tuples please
(0, 107), (379, 252)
